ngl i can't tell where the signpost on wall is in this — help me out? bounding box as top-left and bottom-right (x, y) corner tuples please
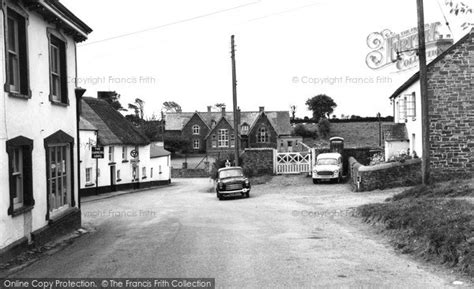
(92, 146), (104, 195)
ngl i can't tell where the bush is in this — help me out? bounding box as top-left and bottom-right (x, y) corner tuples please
(293, 124), (317, 138)
(369, 152), (385, 166)
(318, 118), (331, 138)
(164, 135), (191, 154)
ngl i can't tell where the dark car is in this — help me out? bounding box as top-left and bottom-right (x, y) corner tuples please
(216, 167), (250, 200)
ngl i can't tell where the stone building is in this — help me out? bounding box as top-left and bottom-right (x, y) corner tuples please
(165, 106), (292, 155)
(389, 28), (473, 181)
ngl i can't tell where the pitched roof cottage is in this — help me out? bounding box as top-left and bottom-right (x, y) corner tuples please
(80, 97), (171, 196)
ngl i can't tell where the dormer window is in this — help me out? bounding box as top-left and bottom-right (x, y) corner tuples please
(241, 124), (249, 134)
(192, 125), (200, 135)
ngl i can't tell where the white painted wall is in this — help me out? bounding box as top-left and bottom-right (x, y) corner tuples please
(79, 130), (97, 188)
(150, 155), (171, 181)
(1, 11), (80, 250)
(392, 81), (423, 157)
(79, 142), (172, 189)
(384, 141), (410, 160)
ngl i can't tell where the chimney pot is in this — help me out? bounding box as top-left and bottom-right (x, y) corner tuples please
(207, 106), (212, 112)
(259, 106), (265, 112)
(221, 106), (226, 116)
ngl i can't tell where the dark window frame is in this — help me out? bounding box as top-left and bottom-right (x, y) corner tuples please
(44, 130), (75, 221)
(257, 126), (269, 143)
(6, 136), (34, 216)
(47, 30), (69, 106)
(3, 4), (31, 99)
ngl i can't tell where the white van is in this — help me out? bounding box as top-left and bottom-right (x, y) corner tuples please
(312, 153), (343, 184)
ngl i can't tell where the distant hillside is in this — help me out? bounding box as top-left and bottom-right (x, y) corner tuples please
(301, 121), (393, 148)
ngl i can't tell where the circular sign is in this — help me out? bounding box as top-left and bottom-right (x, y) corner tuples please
(130, 150), (139, 158)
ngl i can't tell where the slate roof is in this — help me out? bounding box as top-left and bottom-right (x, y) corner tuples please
(150, 143), (171, 158)
(389, 28), (473, 99)
(165, 110), (292, 136)
(382, 123), (409, 141)
(81, 97), (150, 146)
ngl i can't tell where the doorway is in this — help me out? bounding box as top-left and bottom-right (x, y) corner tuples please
(110, 165), (117, 192)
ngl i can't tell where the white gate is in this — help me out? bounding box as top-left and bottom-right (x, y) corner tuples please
(274, 151), (312, 175)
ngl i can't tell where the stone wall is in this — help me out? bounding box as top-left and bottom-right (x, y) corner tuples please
(241, 148), (274, 177)
(171, 168), (209, 178)
(427, 30), (474, 181)
(348, 157), (422, 192)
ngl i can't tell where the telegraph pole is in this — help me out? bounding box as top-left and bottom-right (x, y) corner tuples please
(416, 0), (430, 185)
(231, 35), (240, 166)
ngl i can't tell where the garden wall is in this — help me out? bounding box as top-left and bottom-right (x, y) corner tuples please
(348, 157), (422, 192)
(241, 148), (274, 177)
(171, 168), (209, 178)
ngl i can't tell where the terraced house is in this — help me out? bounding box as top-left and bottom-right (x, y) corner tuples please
(79, 97), (171, 196)
(0, 0), (92, 260)
(165, 106), (292, 154)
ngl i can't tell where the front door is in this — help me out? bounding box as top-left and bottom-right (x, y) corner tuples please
(110, 165), (116, 192)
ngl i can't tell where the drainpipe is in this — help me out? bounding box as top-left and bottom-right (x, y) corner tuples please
(75, 87), (86, 209)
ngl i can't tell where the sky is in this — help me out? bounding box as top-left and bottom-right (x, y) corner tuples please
(62, 0), (473, 118)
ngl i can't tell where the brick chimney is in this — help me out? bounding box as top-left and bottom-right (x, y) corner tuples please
(237, 107), (241, 127)
(221, 106), (226, 117)
(259, 106), (265, 112)
(207, 106), (212, 112)
(435, 38), (454, 54)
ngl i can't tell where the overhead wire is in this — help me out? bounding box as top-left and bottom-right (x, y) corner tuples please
(80, 1), (261, 47)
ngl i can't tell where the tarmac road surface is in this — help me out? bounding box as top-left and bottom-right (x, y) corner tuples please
(12, 176), (471, 288)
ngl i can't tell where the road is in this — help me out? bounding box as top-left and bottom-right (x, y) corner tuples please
(13, 176), (469, 288)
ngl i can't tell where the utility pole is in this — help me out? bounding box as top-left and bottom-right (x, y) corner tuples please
(231, 35), (240, 166)
(416, 0), (430, 185)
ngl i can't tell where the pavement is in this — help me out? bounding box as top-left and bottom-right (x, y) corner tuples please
(8, 176), (472, 288)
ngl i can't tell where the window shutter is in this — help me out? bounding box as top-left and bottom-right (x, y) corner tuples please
(23, 145), (34, 207)
(59, 41), (68, 104)
(18, 16), (29, 96)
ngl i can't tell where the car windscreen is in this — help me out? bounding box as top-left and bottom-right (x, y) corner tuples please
(317, 158), (338, 165)
(219, 169), (244, 179)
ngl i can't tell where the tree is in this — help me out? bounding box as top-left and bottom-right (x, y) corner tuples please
(214, 103), (226, 110)
(162, 101), (182, 113)
(163, 135), (190, 154)
(290, 105), (296, 121)
(128, 98), (144, 120)
(318, 118), (331, 139)
(445, 0), (473, 30)
(98, 91), (125, 111)
(305, 94), (337, 122)
(294, 124), (317, 138)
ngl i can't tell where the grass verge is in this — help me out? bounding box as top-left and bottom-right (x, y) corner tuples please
(357, 180), (474, 279)
(387, 178), (473, 201)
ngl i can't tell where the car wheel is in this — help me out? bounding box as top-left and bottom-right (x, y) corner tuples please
(217, 192), (222, 200)
(313, 179), (318, 184)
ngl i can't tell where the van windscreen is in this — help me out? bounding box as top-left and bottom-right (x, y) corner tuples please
(317, 159), (338, 165)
